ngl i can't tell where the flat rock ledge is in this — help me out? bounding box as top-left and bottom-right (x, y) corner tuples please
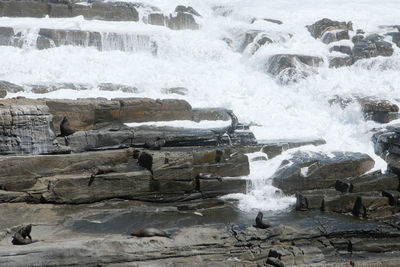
(1, 209), (400, 266)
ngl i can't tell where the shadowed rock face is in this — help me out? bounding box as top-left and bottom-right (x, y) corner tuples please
(272, 151), (375, 194)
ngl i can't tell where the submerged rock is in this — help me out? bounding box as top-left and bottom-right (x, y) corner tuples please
(265, 54), (323, 84)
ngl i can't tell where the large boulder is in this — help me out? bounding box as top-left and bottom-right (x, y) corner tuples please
(306, 18), (353, 39)
(271, 151), (375, 194)
(265, 54), (323, 84)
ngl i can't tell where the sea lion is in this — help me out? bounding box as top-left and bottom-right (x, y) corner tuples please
(88, 165), (115, 186)
(130, 227), (170, 238)
(60, 116), (75, 137)
(144, 138), (166, 150)
(196, 173), (222, 182)
(12, 224), (32, 245)
(0, 184), (7, 191)
(254, 212), (270, 229)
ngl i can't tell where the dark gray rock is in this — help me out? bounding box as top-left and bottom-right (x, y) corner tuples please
(306, 18), (353, 39)
(271, 151), (375, 194)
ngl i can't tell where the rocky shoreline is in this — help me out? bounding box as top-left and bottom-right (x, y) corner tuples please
(0, 95), (398, 266)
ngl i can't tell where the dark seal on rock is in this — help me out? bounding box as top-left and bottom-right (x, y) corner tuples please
(0, 184), (7, 191)
(89, 165), (115, 186)
(12, 224), (32, 245)
(144, 138), (166, 150)
(254, 212), (270, 229)
(60, 116), (75, 137)
(130, 227), (170, 238)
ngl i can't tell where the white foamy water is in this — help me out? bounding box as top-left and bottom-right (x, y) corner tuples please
(1, 0), (400, 212)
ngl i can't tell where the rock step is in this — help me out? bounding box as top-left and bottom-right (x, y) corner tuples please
(335, 171), (399, 193)
(137, 146), (249, 179)
(23, 170), (246, 204)
(0, 146), (249, 204)
(0, 1), (200, 30)
(261, 137), (326, 159)
(272, 150), (375, 194)
(0, 1), (139, 21)
(0, 26), (156, 54)
(0, 148), (134, 191)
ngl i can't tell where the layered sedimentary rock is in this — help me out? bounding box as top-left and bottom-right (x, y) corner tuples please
(0, 1), (139, 21)
(0, 98), (55, 155)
